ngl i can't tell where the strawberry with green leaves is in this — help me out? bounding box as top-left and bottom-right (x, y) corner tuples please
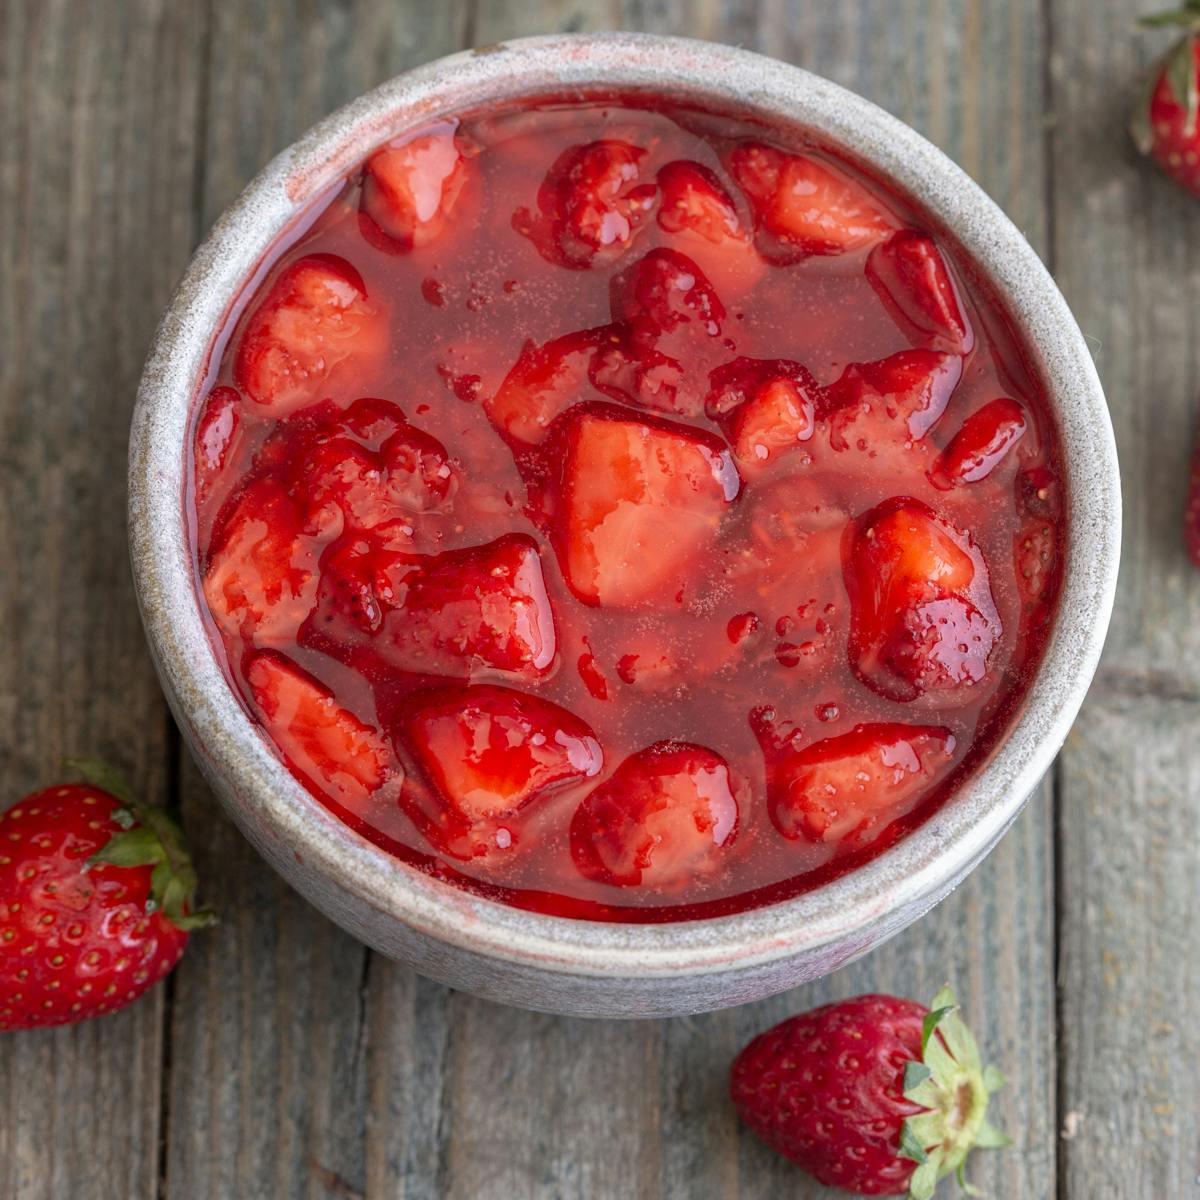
(0, 761), (212, 1032)
(730, 986), (1009, 1198)
(1133, 2), (1200, 195)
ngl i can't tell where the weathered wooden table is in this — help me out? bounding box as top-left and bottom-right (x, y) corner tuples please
(0, 1), (1192, 1196)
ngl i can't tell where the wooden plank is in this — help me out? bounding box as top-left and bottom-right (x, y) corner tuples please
(1050, 3), (1200, 1195)
(390, 4), (1059, 1199)
(1058, 694), (1200, 1197)
(162, 5), (471, 1200)
(0, 1), (207, 1197)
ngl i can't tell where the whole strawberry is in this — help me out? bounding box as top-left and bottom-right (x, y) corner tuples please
(0, 760), (212, 1032)
(730, 987), (1008, 1198)
(1132, 2), (1200, 195)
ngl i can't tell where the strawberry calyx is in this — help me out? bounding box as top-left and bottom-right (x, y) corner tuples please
(1139, 0), (1200, 31)
(1134, 5), (1200, 148)
(897, 986), (1010, 1200)
(65, 757), (216, 933)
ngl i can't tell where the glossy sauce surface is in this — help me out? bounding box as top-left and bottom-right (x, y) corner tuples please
(191, 98), (1064, 921)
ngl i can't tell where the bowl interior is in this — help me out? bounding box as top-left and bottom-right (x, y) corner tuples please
(129, 33), (1119, 981)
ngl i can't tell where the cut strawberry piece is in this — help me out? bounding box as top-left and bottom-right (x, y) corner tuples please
(881, 596), (999, 698)
(728, 142), (894, 260)
(519, 139), (657, 268)
(276, 397), (455, 535)
(657, 160), (743, 244)
(379, 534), (557, 678)
(708, 358), (820, 468)
(311, 534), (394, 640)
(360, 126), (469, 252)
(766, 722), (955, 845)
(610, 247), (726, 338)
(866, 230), (974, 354)
(204, 478), (319, 642)
(929, 397), (1027, 489)
(845, 497), (1000, 702)
(246, 650), (390, 811)
(596, 249), (727, 419)
(234, 255), (385, 416)
(826, 349), (963, 444)
(194, 385), (243, 506)
(486, 327), (604, 446)
(1017, 464), (1060, 519)
(588, 325), (692, 416)
(1015, 519), (1057, 605)
(401, 684), (601, 821)
(554, 405), (741, 607)
(570, 743), (741, 887)
(656, 159), (763, 293)
(707, 356), (817, 417)
(294, 437), (378, 537)
(730, 378), (815, 466)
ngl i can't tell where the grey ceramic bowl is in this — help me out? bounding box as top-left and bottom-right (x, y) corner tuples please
(129, 33), (1120, 1019)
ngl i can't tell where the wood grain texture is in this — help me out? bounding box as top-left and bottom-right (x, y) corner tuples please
(1050, 2), (1200, 1195)
(1058, 696), (1200, 1198)
(163, 5), (471, 1200)
(0, 1), (206, 1197)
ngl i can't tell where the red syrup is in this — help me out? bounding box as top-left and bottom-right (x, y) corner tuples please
(190, 97), (1064, 922)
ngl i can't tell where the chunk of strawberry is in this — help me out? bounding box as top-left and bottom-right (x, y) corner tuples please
(486, 327), (604, 446)
(610, 247), (726, 338)
(929, 397), (1027, 489)
(594, 249), (727, 418)
(570, 743), (741, 888)
(203, 478), (319, 642)
(730, 379), (815, 466)
(845, 498), (1000, 702)
(708, 358), (819, 468)
(276, 397), (455, 535)
(728, 142), (894, 260)
(234, 254), (385, 416)
(518, 139), (657, 268)
(400, 684), (601, 821)
(379, 534), (557, 678)
(360, 126), (469, 252)
(826, 349), (963, 444)
(1014, 518), (1057, 606)
(311, 534), (395, 642)
(1017, 464), (1061, 520)
(588, 325), (692, 417)
(246, 650), (390, 813)
(554, 405), (741, 607)
(866, 230), (974, 354)
(656, 159), (763, 294)
(194, 385), (243, 507)
(765, 723), (955, 845)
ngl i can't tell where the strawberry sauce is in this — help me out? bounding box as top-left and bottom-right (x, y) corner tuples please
(190, 97), (1064, 922)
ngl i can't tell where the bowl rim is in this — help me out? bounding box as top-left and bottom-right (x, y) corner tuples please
(129, 31), (1120, 981)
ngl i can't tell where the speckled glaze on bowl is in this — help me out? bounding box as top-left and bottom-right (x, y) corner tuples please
(128, 33), (1119, 1019)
